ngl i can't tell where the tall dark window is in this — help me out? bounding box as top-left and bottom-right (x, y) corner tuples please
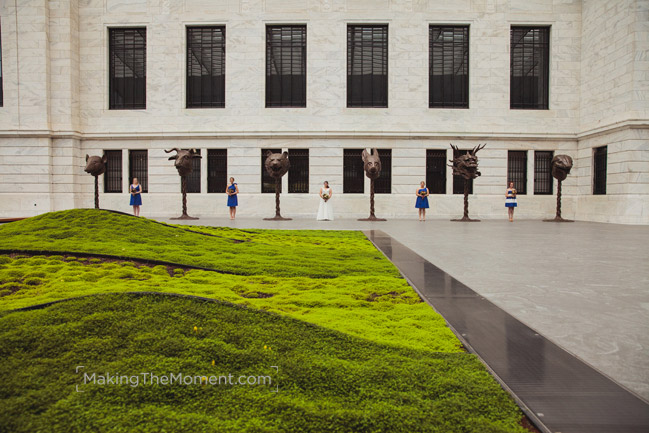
(343, 149), (364, 193)
(207, 149), (228, 193)
(129, 150), (148, 193)
(266, 25), (306, 107)
(187, 26), (225, 108)
(262, 149), (282, 193)
(426, 150), (447, 194)
(186, 149), (201, 193)
(508, 151), (528, 194)
(452, 149), (473, 194)
(593, 146), (607, 195)
(0, 22), (3, 107)
(374, 149), (391, 194)
(347, 25), (388, 108)
(534, 151), (553, 195)
(429, 25), (469, 108)
(288, 149), (309, 193)
(510, 26), (549, 109)
(104, 150), (122, 193)
(109, 28), (146, 110)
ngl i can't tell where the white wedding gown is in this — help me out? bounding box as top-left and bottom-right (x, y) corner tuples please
(316, 188), (334, 221)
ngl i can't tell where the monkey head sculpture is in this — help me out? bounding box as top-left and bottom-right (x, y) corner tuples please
(362, 148), (382, 180)
(84, 154), (107, 177)
(165, 148), (201, 177)
(551, 154), (573, 181)
(449, 144), (486, 180)
(264, 151), (290, 179)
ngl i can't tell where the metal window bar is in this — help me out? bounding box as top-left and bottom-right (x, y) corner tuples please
(510, 27), (549, 109)
(288, 149), (309, 193)
(347, 25), (388, 107)
(507, 150), (528, 194)
(128, 150), (148, 193)
(374, 149), (392, 194)
(343, 149), (364, 193)
(207, 149), (228, 193)
(426, 150), (447, 194)
(593, 146), (607, 195)
(534, 151), (553, 195)
(186, 149), (201, 193)
(452, 149), (473, 194)
(186, 26), (225, 108)
(261, 149), (282, 193)
(266, 25), (306, 107)
(103, 150), (122, 193)
(109, 28), (146, 110)
(429, 26), (469, 108)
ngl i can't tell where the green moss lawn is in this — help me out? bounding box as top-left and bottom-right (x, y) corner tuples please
(0, 209), (529, 433)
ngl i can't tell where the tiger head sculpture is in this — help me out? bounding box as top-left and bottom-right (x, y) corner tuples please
(362, 148), (382, 180)
(264, 151), (290, 179)
(84, 154), (107, 177)
(165, 148), (201, 177)
(551, 154), (573, 181)
(449, 144), (486, 180)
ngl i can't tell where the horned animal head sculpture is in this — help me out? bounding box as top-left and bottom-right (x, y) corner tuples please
(362, 148), (382, 180)
(449, 144), (486, 180)
(165, 148), (201, 177)
(264, 151), (290, 179)
(551, 155), (573, 181)
(84, 154), (107, 177)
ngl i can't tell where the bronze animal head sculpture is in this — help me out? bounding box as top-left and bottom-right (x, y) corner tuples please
(449, 144), (486, 180)
(362, 148), (382, 180)
(165, 148), (201, 177)
(84, 154), (107, 177)
(551, 154), (573, 181)
(264, 151), (290, 179)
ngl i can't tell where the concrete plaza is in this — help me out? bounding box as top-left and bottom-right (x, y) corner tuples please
(160, 215), (649, 402)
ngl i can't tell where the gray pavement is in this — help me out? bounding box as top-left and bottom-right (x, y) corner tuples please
(158, 215), (649, 402)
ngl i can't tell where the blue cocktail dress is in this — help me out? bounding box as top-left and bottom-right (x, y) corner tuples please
(415, 188), (429, 209)
(227, 183), (238, 207)
(505, 189), (517, 207)
(129, 185), (142, 206)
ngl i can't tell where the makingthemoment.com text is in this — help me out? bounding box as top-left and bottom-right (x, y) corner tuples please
(81, 372), (273, 388)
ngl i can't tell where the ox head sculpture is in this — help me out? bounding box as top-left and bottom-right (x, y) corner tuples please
(165, 148), (202, 177)
(449, 144), (486, 180)
(264, 151), (290, 179)
(551, 154), (573, 182)
(362, 148), (382, 180)
(84, 154), (108, 177)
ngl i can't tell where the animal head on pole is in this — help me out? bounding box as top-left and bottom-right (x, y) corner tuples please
(165, 148), (201, 177)
(84, 154), (108, 177)
(362, 148), (382, 180)
(264, 151), (290, 179)
(449, 144), (486, 180)
(550, 154), (573, 181)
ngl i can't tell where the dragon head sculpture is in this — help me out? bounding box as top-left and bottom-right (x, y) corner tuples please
(84, 154), (107, 177)
(449, 144), (486, 180)
(551, 154), (573, 181)
(362, 148), (382, 180)
(264, 151), (290, 179)
(165, 148), (201, 177)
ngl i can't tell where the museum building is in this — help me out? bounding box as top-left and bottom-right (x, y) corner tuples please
(0, 0), (647, 223)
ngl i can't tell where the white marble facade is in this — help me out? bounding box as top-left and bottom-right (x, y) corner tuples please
(0, 0), (647, 223)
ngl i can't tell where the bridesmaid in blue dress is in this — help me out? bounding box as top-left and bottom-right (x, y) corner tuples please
(129, 177), (142, 216)
(226, 177), (239, 220)
(415, 181), (429, 221)
(505, 181), (517, 222)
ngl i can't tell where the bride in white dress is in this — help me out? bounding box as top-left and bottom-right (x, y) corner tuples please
(316, 181), (334, 221)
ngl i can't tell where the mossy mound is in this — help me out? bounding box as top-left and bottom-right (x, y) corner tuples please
(0, 294), (528, 433)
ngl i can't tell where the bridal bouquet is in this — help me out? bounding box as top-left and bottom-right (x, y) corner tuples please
(322, 194), (330, 200)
